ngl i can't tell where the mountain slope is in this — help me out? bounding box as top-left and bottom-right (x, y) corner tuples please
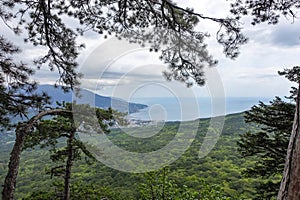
(36, 85), (147, 113)
(0, 113), (260, 199)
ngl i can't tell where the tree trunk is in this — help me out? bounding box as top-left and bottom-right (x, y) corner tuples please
(1, 109), (70, 200)
(2, 125), (26, 200)
(63, 131), (75, 200)
(278, 83), (300, 200)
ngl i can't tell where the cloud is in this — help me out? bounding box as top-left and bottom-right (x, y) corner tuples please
(32, 28), (299, 99)
(2, 1), (300, 99)
(77, 37), (171, 93)
(245, 20), (300, 47)
(80, 63), (172, 95)
(271, 23), (300, 46)
(236, 73), (278, 80)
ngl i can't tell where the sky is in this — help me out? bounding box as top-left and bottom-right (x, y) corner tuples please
(3, 0), (300, 100)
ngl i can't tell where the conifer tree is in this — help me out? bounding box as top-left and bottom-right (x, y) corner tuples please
(277, 67), (300, 199)
(2, 0), (300, 199)
(0, 2), (248, 199)
(0, 0), (247, 88)
(0, 36), (48, 129)
(24, 103), (115, 200)
(238, 97), (295, 199)
(230, 1), (300, 198)
(1, 108), (71, 200)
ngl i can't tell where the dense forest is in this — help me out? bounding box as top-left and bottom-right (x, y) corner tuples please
(0, 112), (278, 199)
(1, 0), (300, 199)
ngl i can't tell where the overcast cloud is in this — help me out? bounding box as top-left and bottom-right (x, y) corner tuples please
(2, 0), (300, 99)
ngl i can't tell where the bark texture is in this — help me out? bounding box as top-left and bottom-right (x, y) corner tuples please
(278, 83), (300, 200)
(2, 109), (70, 200)
(2, 125), (26, 200)
(63, 131), (75, 200)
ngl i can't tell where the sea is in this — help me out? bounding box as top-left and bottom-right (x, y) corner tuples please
(128, 97), (273, 121)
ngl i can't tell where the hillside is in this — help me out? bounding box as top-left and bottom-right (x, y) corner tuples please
(36, 84), (148, 113)
(0, 113), (267, 199)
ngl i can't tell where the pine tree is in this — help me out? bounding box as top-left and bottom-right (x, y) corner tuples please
(238, 97), (295, 199)
(2, 0), (300, 199)
(0, 36), (49, 129)
(24, 103), (115, 200)
(277, 67), (300, 199)
(3, 102), (118, 200)
(230, 0), (300, 25)
(1, 108), (71, 200)
(0, 1), (248, 199)
(230, 1), (300, 198)
(0, 0), (248, 88)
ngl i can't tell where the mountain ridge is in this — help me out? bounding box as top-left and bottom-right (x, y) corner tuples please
(36, 84), (148, 113)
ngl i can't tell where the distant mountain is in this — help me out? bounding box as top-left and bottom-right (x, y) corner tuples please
(36, 85), (148, 113)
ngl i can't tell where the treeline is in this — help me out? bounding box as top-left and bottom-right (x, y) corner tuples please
(1, 91), (296, 200)
(1, 0), (299, 199)
(0, 90), (296, 200)
(0, 111), (274, 199)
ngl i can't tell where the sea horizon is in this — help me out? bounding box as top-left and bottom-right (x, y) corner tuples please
(128, 96), (274, 121)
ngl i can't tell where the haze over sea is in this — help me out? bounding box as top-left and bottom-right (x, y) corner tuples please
(128, 97), (273, 121)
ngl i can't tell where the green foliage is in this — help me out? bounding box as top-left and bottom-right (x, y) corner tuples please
(238, 97), (295, 199)
(0, 0), (247, 89)
(230, 0), (300, 25)
(23, 181), (122, 200)
(22, 103), (117, 199)
(278, 66), (300, 83)
(0, 113), (262, 199)
(139, 168), (178, 199)
(2, 1), (293, 199)
(0, 36), (49, 130)
(25, 103), (114, 149)
(139, 168), (232, 200)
